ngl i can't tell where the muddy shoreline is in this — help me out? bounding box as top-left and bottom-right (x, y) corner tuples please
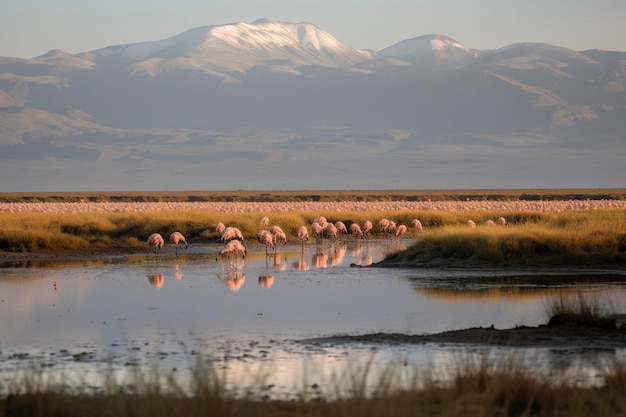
(304, 320), (626, 350)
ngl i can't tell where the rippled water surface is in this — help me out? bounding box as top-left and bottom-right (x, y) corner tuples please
(2, 239), (626, 398)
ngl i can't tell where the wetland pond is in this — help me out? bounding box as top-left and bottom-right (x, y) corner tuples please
(1, 238), (626, 399)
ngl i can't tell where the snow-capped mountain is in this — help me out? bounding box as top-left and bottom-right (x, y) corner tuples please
(378, 34), (480, 68)
(0, 19), (624, 191)
(92, 18), (374, 74)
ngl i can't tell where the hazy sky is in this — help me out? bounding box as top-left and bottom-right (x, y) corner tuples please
(2, 0), (626, 59)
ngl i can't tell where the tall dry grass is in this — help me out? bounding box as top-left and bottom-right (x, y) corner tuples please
(1, 208), (624, 268)
(3, 352), (626, 417)
(381, 209), (626, 267)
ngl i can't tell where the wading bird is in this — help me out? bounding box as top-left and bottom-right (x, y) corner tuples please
(169, 231), (188, 254)
(221, 226), (244, 243)
(297, 225), (309, 243)
(147, 233), (164, 255)
(216, 240), (247, 264)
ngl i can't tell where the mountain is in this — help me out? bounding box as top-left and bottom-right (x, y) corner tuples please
(378, 34), (480, 68)
(0, 19), (624, 191)
(91, 18), (374, 76)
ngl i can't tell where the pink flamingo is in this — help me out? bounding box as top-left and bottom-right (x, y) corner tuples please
(297, 225), (309, 243)
(335, 221), (348, 235)
(363, 220), (373, 237)
(269, 225), (287, 245)
(257, 229), (275, 254)
(169, 231), (188, 254)
(216, 240), (247, 263)
(221, 226), (244, 243)
(147, 233), (164, 255)
(349, 223), (363, 238)
(411, 219), (423, 233)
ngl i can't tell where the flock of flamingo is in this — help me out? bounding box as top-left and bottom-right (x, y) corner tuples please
(2, 199), (624, 214)
(145, 212), (518, 261)
(145, 215), (427, 260)
(146, 214), (418, 291)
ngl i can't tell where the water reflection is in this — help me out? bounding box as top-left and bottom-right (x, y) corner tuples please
(2, 240), (626, 400)
(410, 274), (626, 302)
(258, 275), (275, 288)
(174, 264), (184, 280)
(272, 254), (287, 271)
(217, 270), (246, 292)
(147, 272), (165, 289)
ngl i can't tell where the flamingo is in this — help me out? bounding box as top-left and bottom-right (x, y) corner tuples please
(147, 233), (164, 255)
(335, 221), (348, 235)
(349, 223), (363, 238)
(260, 216), (270, 226)
(363, 220), (373, 237)
(311, 222), (324, 240)
(215, 222), (226, 235)
(216, 239), (247, 262)
(257, 229), (275, 254)
(323, 223), (338, 240)
(269, 225), (287, 245)
(411, 219), (423, 232)
(169, 231), (188, 254)
(396, 224), (407, 238)
(385, 220), (397, 235)
(297, 225), (309, 244)
(221, 226), (244, 243)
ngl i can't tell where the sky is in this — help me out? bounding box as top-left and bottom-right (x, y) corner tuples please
(2, 0), (626, 59)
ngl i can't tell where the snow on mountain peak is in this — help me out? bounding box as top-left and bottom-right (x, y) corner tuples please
(378, 34), (479, 68)
(92, 19), (372, 69)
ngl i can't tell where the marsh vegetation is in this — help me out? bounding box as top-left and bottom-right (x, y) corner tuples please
(1, 191), (625, 415)
(1, 200), (624, 268)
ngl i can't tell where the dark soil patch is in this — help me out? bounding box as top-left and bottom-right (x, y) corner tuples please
(305, 317), (626, 350)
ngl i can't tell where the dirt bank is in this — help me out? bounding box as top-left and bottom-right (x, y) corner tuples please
(304, 317), (626, 351)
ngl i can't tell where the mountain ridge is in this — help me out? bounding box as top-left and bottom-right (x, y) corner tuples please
(0, 19), (624, 191)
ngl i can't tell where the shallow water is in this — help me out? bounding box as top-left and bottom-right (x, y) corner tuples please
(1, 238), (626, 399)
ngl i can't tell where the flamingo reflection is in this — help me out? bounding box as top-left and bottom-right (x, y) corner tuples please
(217, 271), (246, 292)
(360, 254), (373, 266)
(293, 246), (309, 271)
(351, 244), (363, 258)
(312, 251), (328, 268)
(330, 244), (347, 266)
(174, 264), (184, 280)
(273, 254), (287, 271)
(147, 272), (165, 289)
(258, 274), (274, 288)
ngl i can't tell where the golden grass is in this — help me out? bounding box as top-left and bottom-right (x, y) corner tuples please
(381, 210), (626, 267)
(0, 204), (625, 268)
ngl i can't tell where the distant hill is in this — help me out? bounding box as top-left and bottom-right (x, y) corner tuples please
(0, 19), (624, 191)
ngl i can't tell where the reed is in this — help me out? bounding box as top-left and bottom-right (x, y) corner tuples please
(381, 210), (626, 267)
(4, 353), (626, 417)
(543, 291), (606, 322)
